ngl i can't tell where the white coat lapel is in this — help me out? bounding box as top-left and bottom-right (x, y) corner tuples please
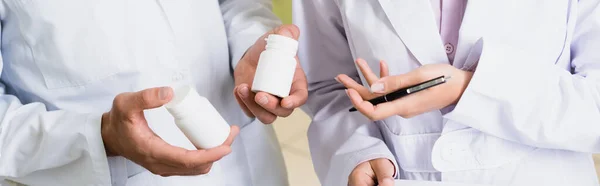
(452, 0), (489, 70)
(377, 0), (449, 65)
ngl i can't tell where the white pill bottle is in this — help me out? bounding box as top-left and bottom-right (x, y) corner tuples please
(251, 34), (299, 98)
(165, 86), (230, 149)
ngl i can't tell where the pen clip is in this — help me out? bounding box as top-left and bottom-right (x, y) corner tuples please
(405, 76), (447, 93)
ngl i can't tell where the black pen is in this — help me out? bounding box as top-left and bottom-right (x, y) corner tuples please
(349, 75), (449, 112)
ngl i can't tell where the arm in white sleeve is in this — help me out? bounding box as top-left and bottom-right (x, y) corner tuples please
(219, 0), (281, 69)
(445, 0), (600, 152)
(294, 0), (398, 185)
(0, 18), (111, 186)
(0, 104), (109, 185)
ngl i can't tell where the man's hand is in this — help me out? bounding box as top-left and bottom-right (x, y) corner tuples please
(337, 59), (473, 120)
(349, 158), (395, 186)
(233, 24), (308, 124)
(101, 87), (240, 177)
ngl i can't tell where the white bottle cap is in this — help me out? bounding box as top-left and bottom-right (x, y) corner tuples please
(264, 34), (299, 56)
(165, 86), (231, 149)
(251, 34), (299, 98)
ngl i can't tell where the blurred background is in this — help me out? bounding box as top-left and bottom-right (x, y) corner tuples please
(273, 0), (292, 24)
(269, 0), (600, 186)
(271, 1), (320, 185)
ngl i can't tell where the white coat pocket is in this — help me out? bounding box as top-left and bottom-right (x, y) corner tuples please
(380, 112), (445, 173)
(6, 0), (135, 89)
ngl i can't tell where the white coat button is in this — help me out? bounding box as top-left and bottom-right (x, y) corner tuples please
(441, 142), (468, 162)
(172, 73), (184, 81)
(445, 43), (454, 54)
(441, 142), (457, 161)
(442, 147), (454, 161)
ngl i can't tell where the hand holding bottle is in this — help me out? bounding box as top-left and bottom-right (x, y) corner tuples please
(233, 25), (308, 124)
(101, 87), (239, 176)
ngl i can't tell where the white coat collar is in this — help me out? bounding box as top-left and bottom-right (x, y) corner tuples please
(452, 0), (489, 70)
(377, 0), (449, 66)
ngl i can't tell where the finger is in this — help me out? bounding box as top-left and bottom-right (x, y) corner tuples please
(236, 84), (277, 124)
(149, 162), (213, 177)
(254, 92), (293, 117)
(273, 24), (301, 40)
(234, 86), (255, 117)
(337, 74), (379, 100)
(356, 58), (380, 86)
(281, 61), (308, 110)
(347, 88), (399, 121)
(349, 162), (377, 186)
(380, 60), (390, 78)
(221, 126), (240, 147)
(147, 135), (232, 168)
(379, 177), (394, 186)
(280, 87), (306, 111)
(371, 159), (395, 186)
(346, 88), (376, 114)
(356, 58), (379, 86)
(371, 73), (422, 94)
(348, 173), (376, 186)
(356, 93), (424, 120)
(170, 126), (237, 174)
(121, 87), (173, 113)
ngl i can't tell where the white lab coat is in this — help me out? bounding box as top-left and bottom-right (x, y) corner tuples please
(295, 0), (600, 185)
(0, 0), (287, 186)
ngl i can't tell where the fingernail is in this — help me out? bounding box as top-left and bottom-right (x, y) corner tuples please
(344, 89), (349, 96)
(159, 87), (170, 100)
(334, 77), (341, 83)
(371, 83), (385, 93)
(357, 59), (366, 66)
(278, 27), (294, 38)
(239, 86), (249, 98)
(283, 101), (294, 109)
(258, 95), (268, 105)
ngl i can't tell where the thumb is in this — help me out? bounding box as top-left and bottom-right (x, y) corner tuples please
(371, 158), (395, 186)
(125, 87), (173, 112)
(273, 24), (300, 40)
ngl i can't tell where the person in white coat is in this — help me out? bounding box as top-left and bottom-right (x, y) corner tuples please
(295, 0), (600, 185)
(0, 1), (308, 186)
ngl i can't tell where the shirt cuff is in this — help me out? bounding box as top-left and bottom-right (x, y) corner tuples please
(107, 157), (128, 186)
(443, 38), (485, 117)
(85, 114), (113, 185)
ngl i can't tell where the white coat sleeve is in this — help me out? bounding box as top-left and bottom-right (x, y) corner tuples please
(0, 12), (111, 186)
(219, 0), (281, 69)
(294, 0), (399, 185)
(445, 0), (600, 152)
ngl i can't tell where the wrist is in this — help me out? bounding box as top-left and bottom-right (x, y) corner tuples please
(236, 46), (253, 69)
(101, 112), (117, 156)
(453, 70), (474, 104)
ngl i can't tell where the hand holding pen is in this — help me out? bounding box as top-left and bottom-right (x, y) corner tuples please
(335, 59), (474, 121)
(348, 75), (449, 112)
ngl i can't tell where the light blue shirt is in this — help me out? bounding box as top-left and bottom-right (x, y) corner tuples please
(0, 0), (286, 185)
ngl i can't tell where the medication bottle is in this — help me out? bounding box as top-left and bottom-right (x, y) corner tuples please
(251, 34), (299, 98)
(165, 86), (231, 149)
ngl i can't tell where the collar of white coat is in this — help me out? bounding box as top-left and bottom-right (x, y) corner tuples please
(377, 0), (488, 67)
